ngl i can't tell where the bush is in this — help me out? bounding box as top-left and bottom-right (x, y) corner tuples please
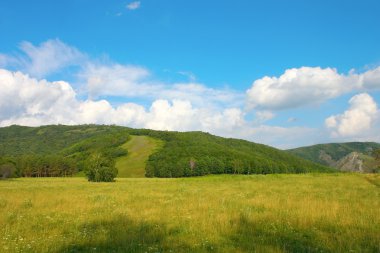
(85, 153), (118, 182)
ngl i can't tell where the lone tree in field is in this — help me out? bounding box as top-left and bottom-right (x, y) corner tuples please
(85, 153), (118, 182)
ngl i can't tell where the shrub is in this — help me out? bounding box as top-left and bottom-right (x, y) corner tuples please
(85, 153), (118, 182)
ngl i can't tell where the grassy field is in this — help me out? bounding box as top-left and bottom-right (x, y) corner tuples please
(115, 135), (163, 178)
(0, 174), (379, 253)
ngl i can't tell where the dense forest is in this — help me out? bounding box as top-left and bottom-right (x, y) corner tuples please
(0, 125), (333, 178)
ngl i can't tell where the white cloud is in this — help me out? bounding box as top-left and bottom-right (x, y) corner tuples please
(0, 69), (78, 125)
(0, 69), (218, 130)
(0, 68), (318, 148)
(362, 67), (380, 89)
(325, 93), (379, 138)
(126, 1), (141, 10)
(0, 39), (242, 110)
(2, 39), (380, 148)
(159, 82), (244, 108)
(178, 71), (197, 81)
(238, 125), (321, 149)
(80, 63), (243, 108)
(246, 66), (380, 110)
(20, 39), (85, 78)
(255, 111), (275, 123)
(81, 63), (155, 98)
(0, 39), (85, 78)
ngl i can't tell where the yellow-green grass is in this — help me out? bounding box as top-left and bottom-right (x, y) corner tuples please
(115, 135), (163, 178)
(0, 174), (379, 252)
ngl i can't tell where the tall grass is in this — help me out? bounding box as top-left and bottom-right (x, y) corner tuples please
(0, 173), (379, 252)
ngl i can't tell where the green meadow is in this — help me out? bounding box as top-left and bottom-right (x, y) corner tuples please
(115, 136), (163, 178)
(1, 173), (379, 253)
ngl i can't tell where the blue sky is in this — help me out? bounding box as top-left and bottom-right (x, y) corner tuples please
(0, 0), (380, 148)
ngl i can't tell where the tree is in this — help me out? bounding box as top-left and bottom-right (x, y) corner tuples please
(0, 163), (15, 179)
(373, 149), (380, 161)
(85, 153), (118, 182)
(373, 149), (380, 173)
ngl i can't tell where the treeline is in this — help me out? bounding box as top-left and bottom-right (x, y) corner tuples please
(0, 155), (76, 177)
(129, 129), (333, 177)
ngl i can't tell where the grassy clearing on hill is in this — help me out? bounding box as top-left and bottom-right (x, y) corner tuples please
(0, 174), (379, 252)
(115, 135), (163, 178)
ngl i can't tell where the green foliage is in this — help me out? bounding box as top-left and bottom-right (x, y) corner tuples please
(0, 125), (332, 178)
(289, 142), (380, 172)
(0, 125), (130, 177)
(373, 149), (380, 161)
(85, 153), (118, 182)
(0, 157), (16, 179)
(372, 149), (380, 173)
(289, 142), (380, 165)
(15, 155), (77, 177)
(129, 130), (333, 177)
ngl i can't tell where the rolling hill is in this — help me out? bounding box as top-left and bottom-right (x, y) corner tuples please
(0, 125), (333, 178)
(288, 142), (380, 172)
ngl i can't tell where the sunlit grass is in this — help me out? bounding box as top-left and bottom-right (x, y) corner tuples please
(0, 173), (379, 252)
(115, 135), (163, 178)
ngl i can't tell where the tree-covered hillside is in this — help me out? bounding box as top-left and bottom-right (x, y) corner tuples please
(0, 125), (130, 177)
(129, 129), (333, 176)
(288, 142), (380, 172)
(0, 125), (333, 178)
(0, 125), (129, 156)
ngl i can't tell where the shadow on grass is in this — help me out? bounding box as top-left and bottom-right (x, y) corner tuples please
(57, 215), (215, 253)
(229, 214), (331, 253)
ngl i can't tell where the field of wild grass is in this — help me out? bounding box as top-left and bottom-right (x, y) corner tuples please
(0, 173), (379, 252)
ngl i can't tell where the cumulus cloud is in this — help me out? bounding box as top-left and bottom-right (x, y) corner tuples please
(0, 69), (229, 130)
(0, 69), (79, 125)
(0, 68), (317, 148)
(362, 67), (380, 89)
(246, 66), (380, 110)
(126, 1), (141, 10)
(3, 38), (380, 147)
(325, 93), (379, 138)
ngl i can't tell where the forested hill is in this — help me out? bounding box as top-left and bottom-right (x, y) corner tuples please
(288, 142), (380, 172)
(129, 129), (333, 176)
(0, 125), (333, 178)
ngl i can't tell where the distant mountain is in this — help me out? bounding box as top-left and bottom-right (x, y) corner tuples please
(0, 125), (333, 178)
(288, 142), (380, 173)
